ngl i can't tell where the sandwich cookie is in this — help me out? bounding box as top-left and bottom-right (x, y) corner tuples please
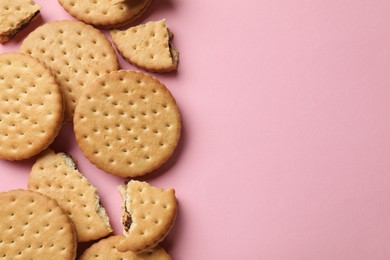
(0, 189), (77, 259)
(0, 52), (63, 160)
(73, 70), (181, 178)
(117, 181), (177, 253)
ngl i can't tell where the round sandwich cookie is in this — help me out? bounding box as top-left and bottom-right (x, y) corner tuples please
(0, 52), (63, 161)
(19, 20), (119, 122)
(28, 149), (112, 242)
(73, 70), (181, 178)
(58, 0), (152, 29)
(79, 235), (171, 260)
(0, 189), (77, 259)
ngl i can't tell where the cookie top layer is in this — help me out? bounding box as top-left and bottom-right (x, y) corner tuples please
(28, 149), (112, 242)
(19, 20), (119, 122)
(58, 0), (151, 29)
(0, 189), (77, 259)
(73, 70), (181, 178)
(79, 235), (172, 260)
(0, 53), (63, 160)
(117, 181), (177, 253)
(111, 19), (179, 73)
(0, 0), (40, 43)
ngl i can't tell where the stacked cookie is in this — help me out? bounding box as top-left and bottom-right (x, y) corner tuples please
(0, 0), (182, 258)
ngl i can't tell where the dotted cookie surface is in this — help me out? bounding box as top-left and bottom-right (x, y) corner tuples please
(73, 70), (181, 178)
(28, 149), (112, 242)
(117, 181), (177, 253)
(79, 235), (171, 260)
(19, 20), (119, 122)
(0, 53), (63, 160)
(111, 19), (179, 73)
(0, 0), (40, 43)
(58, 0), (152, 29)
(0, 189), (77, 259)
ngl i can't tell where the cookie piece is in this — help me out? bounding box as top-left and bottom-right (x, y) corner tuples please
(0, 189), (77, 259)
(117, 181), (177, 253)
(19, 20), (119, 122)
(111, 19), (179, 73)
(0, 53), (63, 161)
(58, 0), (152, 29)
(0, 0), (40, 43)
(79, 235), (171, 260)
(28, 149), (112, 242)
(73, 70), (181, 178)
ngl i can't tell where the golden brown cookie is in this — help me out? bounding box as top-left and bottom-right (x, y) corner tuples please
(111, 19), (179, 73)
(28, 149), (112, 242)
(58, 0), (152, 29)
(79, 235), (172, 260)
(73, 70), (181, 178)
(19, 20), (119, 122)
(0, 0), (40, 43)
(117, 181), (177, 253)
(0, 189), (77, 259)
(0, 52), (63, 161)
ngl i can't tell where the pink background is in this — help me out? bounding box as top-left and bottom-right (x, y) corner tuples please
(2, 0), (390, 259)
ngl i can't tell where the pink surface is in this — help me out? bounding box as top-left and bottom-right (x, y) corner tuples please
(2, 0), (390, 259)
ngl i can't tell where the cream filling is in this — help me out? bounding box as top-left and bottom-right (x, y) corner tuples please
(167, 28), (179, 69)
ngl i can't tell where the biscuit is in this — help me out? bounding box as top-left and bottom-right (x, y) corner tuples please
(58, 0), (152, 29)
(0, 0), (40, 44)
(73, 70), (181, 178)
(28, 149), (112, 242)
(111, 19), (179, 73)
(0, 189), (77, 259)
(19, 20), (119, 122)
(79, 235), (172, 260)
(0, 52), (63, 160)
(117, 181), (177, 253)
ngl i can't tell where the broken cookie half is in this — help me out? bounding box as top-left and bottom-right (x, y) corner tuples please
(28, 149), (112, 242)
(0, 0), (40, 44)
(110, 19), (179, 73)
(117, 180), (177, 253)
